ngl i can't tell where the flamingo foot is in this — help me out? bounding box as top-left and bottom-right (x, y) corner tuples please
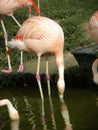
(17, 63), (24, 72)
(1, 69), (12, 73)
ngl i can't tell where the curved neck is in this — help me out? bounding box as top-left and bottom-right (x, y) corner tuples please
(92, 59), (98, 75)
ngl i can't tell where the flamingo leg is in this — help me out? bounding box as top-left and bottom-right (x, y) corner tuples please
(11, 15), (24, 72)
(11, 15), (21, 27)
(45, 58), (51, 96)
(36, 55), (44, 99)
(1, 20), (12, 73)
(37, 0), (40, 10)
(28, 6), (32, 17)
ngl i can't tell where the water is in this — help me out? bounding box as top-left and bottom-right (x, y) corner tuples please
(0, 87), (98, 130)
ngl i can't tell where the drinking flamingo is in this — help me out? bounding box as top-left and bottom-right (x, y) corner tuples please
(0, 99), (19, 120)
(88, 11), (98, 85)
(0, 0), (40, 73)
(7, 16), (65, 99)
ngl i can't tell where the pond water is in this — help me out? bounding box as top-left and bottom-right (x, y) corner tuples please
(0, 86), (98, 130)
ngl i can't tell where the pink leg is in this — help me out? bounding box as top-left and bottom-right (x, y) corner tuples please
(36, 55), (44, 99)
(28, 6), (32, 17)
(11, 15), (24, 72)
(1, 20), (12, 73)
(17, 51), (24, 72)
(45, 60), (51, 96)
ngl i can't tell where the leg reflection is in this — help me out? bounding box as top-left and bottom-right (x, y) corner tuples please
(23, 96), (36, 129)
(40, 98), (48, 130)
(10, 120), (19, 130)
(49, 95), (56, 130)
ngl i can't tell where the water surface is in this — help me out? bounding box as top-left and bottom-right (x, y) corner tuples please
(0, 87), (98, 130)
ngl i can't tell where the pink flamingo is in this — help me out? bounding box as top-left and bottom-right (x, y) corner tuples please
(0, 0), (40, 73)
(88, 11), (98, 85)
(7, 16), (65, 99)
(0, 99), (19, 120)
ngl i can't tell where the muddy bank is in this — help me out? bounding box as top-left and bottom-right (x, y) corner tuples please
(24, 52), (79, 74)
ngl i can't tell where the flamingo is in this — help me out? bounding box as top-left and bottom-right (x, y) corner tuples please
(0, 0), (40, 73)
(88, 11), (98, 85)
(10, 120), (19, 130)
(7, 16), (65, 99)
(0, 99), (19, 120)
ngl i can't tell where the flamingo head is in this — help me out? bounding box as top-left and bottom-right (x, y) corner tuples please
(8, 39), (17, 49)
(8, 39), (23, 50)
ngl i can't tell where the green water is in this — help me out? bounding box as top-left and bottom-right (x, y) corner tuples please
(0, 87), (98, 130)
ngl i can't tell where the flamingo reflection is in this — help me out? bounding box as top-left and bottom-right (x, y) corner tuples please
(0, 99), (19, 120)
(40, 98), (48, 130)
(0, 119), (19, 130)
(10, 120), (19, 130)
(59, 98), (73, 130)
(49, 96), (56, 129)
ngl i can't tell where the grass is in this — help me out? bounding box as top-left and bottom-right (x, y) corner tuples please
(0, 0), (98, 69)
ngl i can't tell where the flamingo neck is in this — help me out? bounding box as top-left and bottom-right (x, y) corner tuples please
(92, 61), (98, 75)
(92, 60), (98, 85)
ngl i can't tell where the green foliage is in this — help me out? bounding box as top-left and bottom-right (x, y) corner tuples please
(0, 0), (98, 69)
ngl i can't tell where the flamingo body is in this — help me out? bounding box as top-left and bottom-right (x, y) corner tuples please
(0, 0), (20, 15)
(8, 16), (65, 98)
(13, 16), (64, 55)
(0, 0), (40, 16)
(0, 99), (19, 120)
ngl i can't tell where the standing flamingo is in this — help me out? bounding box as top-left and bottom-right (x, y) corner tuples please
(88, 11), (98, 85)
(0, 99), (19, 120)
(7, 16), (65, 99)
(0, 0), (40, 73)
